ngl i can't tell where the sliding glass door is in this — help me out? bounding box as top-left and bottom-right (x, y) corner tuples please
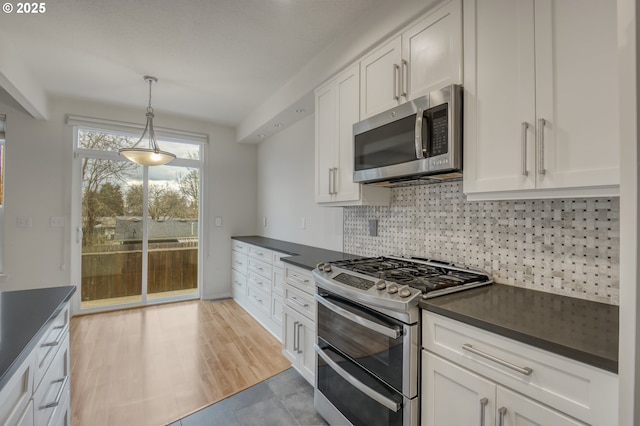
(73, 126), (203, 312)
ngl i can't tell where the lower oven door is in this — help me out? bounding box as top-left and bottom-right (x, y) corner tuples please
(315, 343), (418, 426)
(316, 290), (418, 397)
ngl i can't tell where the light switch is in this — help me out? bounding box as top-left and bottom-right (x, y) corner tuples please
(214, 217), (222, 227)
(300, 217), (306, 229)
(50, 216), (65, 228)
(17, 216), (32, 228)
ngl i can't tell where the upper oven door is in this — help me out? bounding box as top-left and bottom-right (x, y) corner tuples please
(353, 96), (429, 183)
(316, 291), (418, 398)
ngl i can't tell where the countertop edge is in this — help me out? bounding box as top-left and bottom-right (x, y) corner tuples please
(424, 304), (618, 374)
(0, 286), (76, 393)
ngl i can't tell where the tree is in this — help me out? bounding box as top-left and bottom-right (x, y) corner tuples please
(148, 184), (187, 221)
(178, 169), (199, 218)
(125, 184), (143, 216)
(97, 183), (124, 217)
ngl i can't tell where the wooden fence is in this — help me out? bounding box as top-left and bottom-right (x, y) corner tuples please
(81, 246), (197, 302)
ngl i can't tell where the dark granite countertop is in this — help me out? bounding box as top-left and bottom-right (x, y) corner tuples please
(0, 286), (76, 392)
(232, 236), (359, 270)
(420, 283), (618, 373)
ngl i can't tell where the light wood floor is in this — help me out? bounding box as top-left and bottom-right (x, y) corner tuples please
(70, 299), (291, 426)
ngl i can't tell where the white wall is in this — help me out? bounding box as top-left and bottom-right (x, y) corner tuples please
(0, 95), (257, 307)
(256, 114), (342, 251)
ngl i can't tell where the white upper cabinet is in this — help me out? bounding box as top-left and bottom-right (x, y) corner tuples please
(315, 64), (390, 206)
(360, 0), (462, 119)
(463, 0), (620, 200)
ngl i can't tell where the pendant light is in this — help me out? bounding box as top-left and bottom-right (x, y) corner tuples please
(119, 75), (176, 166)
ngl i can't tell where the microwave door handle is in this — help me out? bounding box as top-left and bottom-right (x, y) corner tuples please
(415, 108), (425, 159)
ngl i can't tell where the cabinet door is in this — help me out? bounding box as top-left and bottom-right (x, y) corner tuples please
(462, 0), (537, 194)
(315, 81), (337, 203)
(334, 64), (361, 202)
(422, 351), (496, 426)
(298, 316), (316, 385)
(360, 36), (402, 118)
(497, 386), (586, 426)
(402, 0), (462, 100)
(534, 0), (619, 190)
(282, 306), (300, 364)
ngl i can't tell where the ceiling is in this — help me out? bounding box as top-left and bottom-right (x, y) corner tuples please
(0, 0), (386, 127)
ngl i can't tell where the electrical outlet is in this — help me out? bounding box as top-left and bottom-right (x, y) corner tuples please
(214, 217), (222, 227)
(50, 216), (65, 228)
(16, 216), (32, 228)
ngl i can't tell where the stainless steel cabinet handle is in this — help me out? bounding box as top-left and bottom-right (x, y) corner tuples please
(296, 323), (303, 354)
(498, 407), (507, 426)
(293, 321), (299, 352)
(328, 167), (332, 195)
(290, 296), (310, 309)
(463, 344), (533, 375)
(521, 122), (529, 176)
(42, 323), (69, 348)
(316, 295), (402, 339)
(537, 118), (546, 175)
(401, 59), (408, 97)
(40, 376), (69, 409)
(289, 275), (310, 284)
(315, 345), (401, 412)
(331, 168), (338, 194)
(479, 397), (488, 426)
(414, 108), (425, 159)
(393, 64), (400, 100)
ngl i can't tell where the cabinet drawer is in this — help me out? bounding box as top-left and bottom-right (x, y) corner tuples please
(272, 252), (288, 269)
(231, 251), (248, 275)
(423, 311), (617, 425)
(285, 284), (315, 321)
(0, 352), (34, 426)
(284, 265), (314, 294)
(272, 267), (284, 296)
(231, 240), (248, 254)
(247, 272), (272, 294)
(232, 269), (247, 300)
(34, 302), (69, 391)
(34, 333), (70, 426)
(248, 245), (273, 262)
(248, 257), (272, 280)
(247, 283), (271, 317)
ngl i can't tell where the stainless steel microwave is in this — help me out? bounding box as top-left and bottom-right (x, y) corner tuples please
(353, 84), (462, 186)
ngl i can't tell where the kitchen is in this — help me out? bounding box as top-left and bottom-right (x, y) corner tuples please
(0, 0), (638, 425)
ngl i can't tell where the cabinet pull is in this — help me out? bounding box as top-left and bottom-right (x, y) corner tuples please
(332, 168), (338, 194)
(415, 108), (425, 159)
(498, 407), (507, 426)
(401, 59), (408, 97)
(462, 344), (533, 376)
(289, 275), (310, 284)
(290, 296), (310, 309)
(296, 323), (303, 354)
(42, 323), (69, 348)
(293, 321), (299, 352)
(328, 167), (332, 195)
(393, 64), (400, 100)
(521, 122), (529, 176)
(537, 118), (546, 175)
(479, 398), (488, 426)
(40, 376), (69, 409)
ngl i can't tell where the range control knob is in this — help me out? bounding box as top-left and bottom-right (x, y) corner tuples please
(322, 264), (332, 273)
(375, 280), (387, 290)
(399, 289), (412, 298)
(387, 283), (399, 294)
(316, 262), (325, 270)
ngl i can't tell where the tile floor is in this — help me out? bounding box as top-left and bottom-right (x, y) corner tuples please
(168, 368), (328, 426)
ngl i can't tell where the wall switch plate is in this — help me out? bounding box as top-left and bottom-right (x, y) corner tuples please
(368, 219), (378, 237)
(17, 216), (32, 228)
(50, 216), (65, 228)
(263, 217), (267, 227)
(214, 217), (222, 227)
(300, 217), (306, 229)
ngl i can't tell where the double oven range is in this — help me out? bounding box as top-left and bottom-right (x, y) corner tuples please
(312, 256), (492, 426)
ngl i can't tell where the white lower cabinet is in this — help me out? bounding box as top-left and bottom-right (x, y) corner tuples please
(282, 264), (316, 385)
(422, 311), (617, 426)
(0, 301), (71, 426)
(422, 351), (585, 426)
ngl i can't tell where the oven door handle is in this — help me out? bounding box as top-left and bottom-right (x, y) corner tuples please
(315, 295), (402, 339)
(315, 344), (401, 413)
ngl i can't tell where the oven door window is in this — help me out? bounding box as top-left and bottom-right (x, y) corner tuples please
(354, 114), (420, 171)
(316, 343), (404, 426)
(317, 294), (405, 392)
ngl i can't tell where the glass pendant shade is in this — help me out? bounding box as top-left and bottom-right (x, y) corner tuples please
(119, 76), (176, 166)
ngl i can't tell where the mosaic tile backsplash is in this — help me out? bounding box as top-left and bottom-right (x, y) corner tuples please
(343, 181), (620, 305)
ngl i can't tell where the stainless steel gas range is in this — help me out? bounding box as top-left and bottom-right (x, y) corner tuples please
(312, 256), (492, 426)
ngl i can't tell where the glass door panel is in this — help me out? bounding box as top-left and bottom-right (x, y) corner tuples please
(81, 158), (143, 309)
(147, 165), (199, 299)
